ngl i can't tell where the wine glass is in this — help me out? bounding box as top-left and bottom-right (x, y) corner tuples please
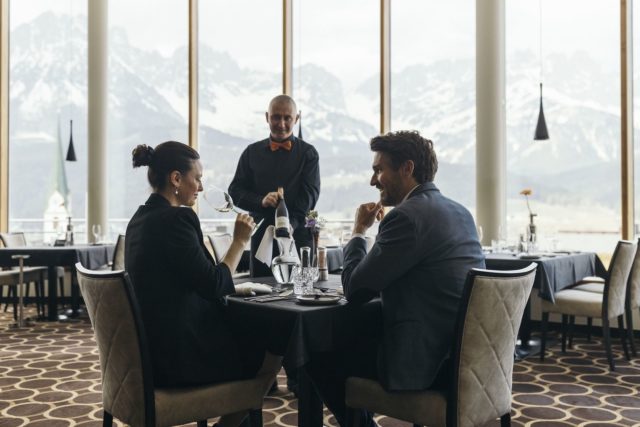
(91, 224), (102, 244)
(202, 186), (264, 236)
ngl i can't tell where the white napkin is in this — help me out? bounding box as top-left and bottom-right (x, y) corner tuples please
(255, 225), (300, 265)
(234, 282), (273, 295)
(255, 225), (275, 265)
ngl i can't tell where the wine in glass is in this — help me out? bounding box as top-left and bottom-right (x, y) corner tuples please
(202, 186), (264, 236)
(91, 224), (102, 244)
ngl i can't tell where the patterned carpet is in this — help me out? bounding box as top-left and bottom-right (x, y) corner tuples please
(1, 308), (640, 426)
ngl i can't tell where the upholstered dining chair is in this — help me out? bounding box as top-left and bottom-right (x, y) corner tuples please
(569, 238), (640, 357)
(111, 234), (126, 271)
(0, 232), (53, 318)
(76, 263), (275, 427)
(540, 240), (636, 370)
(345, 263), (537, 427)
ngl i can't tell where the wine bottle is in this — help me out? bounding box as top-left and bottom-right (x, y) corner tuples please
(274, 187), (290, 239)
(65, 217), (74, 246)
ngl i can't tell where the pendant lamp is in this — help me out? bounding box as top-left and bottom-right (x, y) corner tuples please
(534, 83), (549, 140)
(66, 120), (77, 161)
(534, 0), (549, 141)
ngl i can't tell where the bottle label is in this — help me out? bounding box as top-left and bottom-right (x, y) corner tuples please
(275, 217), (290, 230)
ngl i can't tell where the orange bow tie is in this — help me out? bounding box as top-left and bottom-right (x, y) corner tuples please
(270, 140), (292, 151)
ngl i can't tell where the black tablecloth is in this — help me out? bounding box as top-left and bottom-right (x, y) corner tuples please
(0, 244), (115, 320)
(228, 275), (348, 368)
(485, 252), (607, 302)
(0, 244), (115, 270)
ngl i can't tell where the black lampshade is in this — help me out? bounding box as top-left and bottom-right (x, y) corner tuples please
(534, 83), (549, 141)
(66, 120), (77, 161)
(298, 110), (303, 140)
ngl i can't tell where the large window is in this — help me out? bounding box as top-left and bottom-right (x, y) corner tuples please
(9, 1), (87, 243)
(391, 0), (476, 213)
(198, 0), (282, 229)
(293, 0), (380, 220)
(108, 0), (189, 236)
(506, 0), (620, 253)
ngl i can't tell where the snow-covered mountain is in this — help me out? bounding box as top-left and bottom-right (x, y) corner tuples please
(8, 12), (626, 222)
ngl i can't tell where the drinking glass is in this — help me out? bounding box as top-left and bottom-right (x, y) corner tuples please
(300, 246), (314, 295)
(202, 186), (264, 236)
(476, 224), (483, 244)
(91, 224), (101, 244)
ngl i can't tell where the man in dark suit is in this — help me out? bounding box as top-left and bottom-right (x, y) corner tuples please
(307, 131), (485, 426)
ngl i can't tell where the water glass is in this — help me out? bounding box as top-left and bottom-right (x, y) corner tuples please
(292, 266), (305, 296)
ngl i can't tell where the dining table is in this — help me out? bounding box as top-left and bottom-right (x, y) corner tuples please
(0, 244), (115, 321)
(485, 251), (607, 357)
(228, 274), (352, 427)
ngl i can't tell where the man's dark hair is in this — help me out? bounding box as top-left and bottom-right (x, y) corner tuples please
(369, 130), (438, 183)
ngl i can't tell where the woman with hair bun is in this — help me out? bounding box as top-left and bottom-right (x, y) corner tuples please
(125, 141), (281, 425)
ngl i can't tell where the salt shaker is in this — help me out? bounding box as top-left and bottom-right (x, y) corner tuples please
(317, 246), (328, 281)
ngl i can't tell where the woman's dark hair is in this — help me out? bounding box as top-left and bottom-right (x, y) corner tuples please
(369, 130), (438, 183)
(132, 141), (200, 190)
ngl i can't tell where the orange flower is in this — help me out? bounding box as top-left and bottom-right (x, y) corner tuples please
(520, 188), (532, 196)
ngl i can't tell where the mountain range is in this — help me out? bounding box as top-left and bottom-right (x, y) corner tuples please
(8, 12), (628, 227)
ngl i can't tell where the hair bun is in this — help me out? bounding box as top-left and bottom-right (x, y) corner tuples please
(132, 144), (154, 168)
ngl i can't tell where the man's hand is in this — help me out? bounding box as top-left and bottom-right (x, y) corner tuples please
(353, 202), (383, 235)
(261, 191), (281, 208)
(232, 213), (255, 245)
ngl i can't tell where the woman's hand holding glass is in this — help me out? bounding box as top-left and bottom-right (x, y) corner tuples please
(202, 186), (264, 236)
(233, 213), (255, 246)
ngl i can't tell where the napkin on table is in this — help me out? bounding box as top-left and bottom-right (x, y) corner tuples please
(234, 282), (273, 295)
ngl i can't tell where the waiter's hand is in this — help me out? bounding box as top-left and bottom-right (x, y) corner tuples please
(261, 191), (280, 208)
(353, 202), (383, 235)
(232, 213), (254, 245)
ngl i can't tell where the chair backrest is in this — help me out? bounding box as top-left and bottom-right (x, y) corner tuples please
(0, 232), (27, 247)
(75, 263), (155, 427)
(112, 234), (126, 271)
(450, 263), (536, 427)
(603, 240), (636, 319)
(627, 238), (640, 310)
(207, 233), (232, 265)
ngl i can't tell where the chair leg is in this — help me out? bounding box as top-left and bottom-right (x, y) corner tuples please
(618, 315), (631, 361)
(602, 317), (615, 371)
(103, 410), (113, 427)
(540, 312), (549, 361)
(501, 412), (511, 427)
(197, 421), (207, 427)
(346, 407), (362, 427)
(587, 317), (593, 342)
(34, 280), (44, 319)
(248, 409), (262, 427)
(58, 276), (66, 309)
(627, 306), (637, 357)
(561, 314), (568, 353)
(568, 315), (575, 349)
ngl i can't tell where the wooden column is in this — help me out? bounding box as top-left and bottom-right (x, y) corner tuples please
(188, 0), (198, 151)
(283, 0), (293, 95)
(380, 0), (390, 134)
(621, 0), (634, 240)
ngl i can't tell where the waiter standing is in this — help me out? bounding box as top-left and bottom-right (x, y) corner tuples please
(229, 95), (320, 277)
